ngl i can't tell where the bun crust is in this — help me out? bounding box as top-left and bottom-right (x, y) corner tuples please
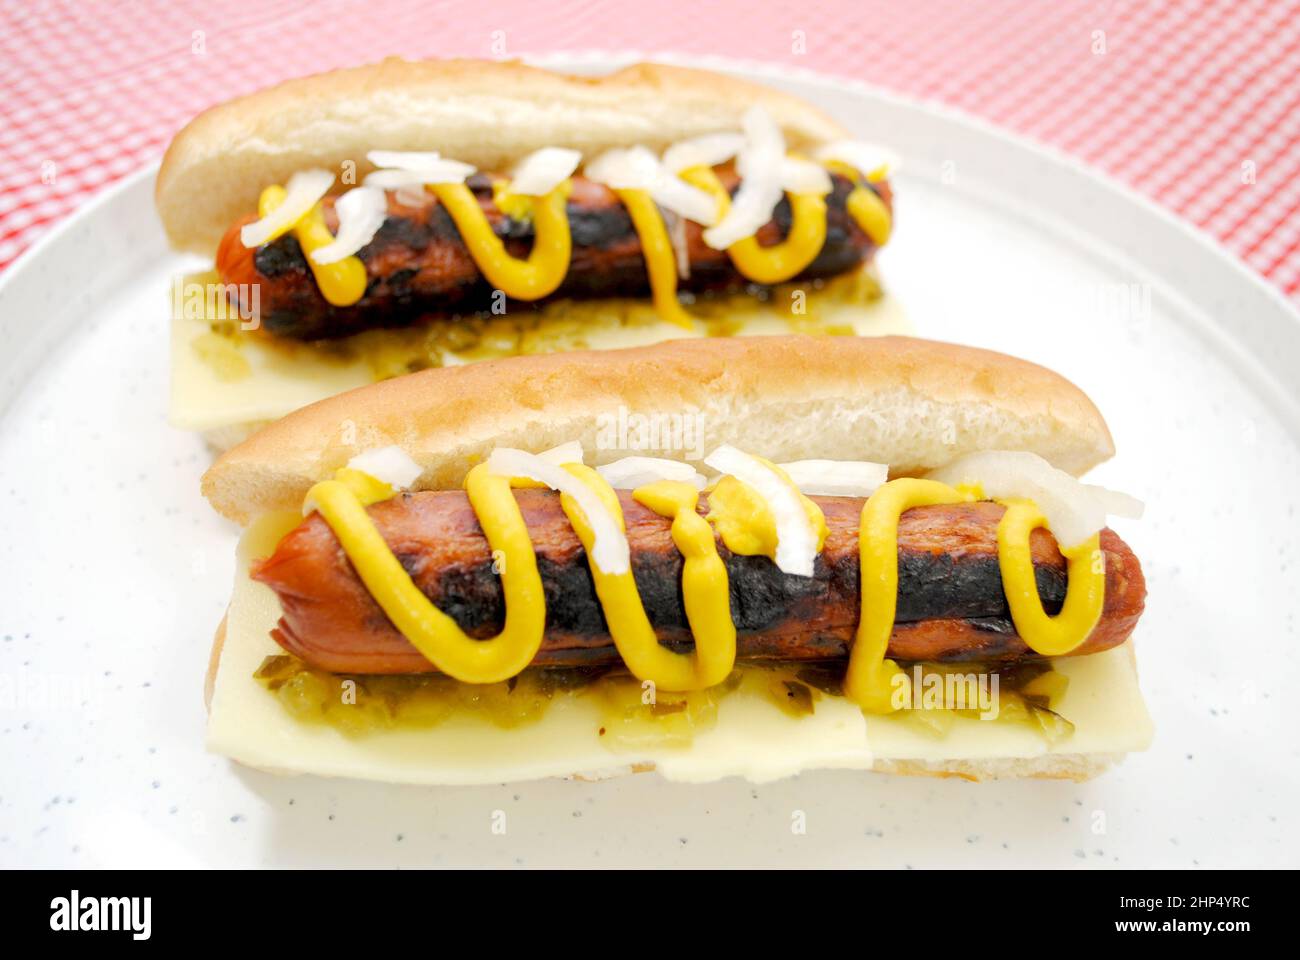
(156, 58), (848, 253)
(202, 335), (1114, 524)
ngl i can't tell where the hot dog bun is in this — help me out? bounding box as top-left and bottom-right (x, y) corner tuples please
(157, 58), (847, 253)
(202, 335), (1149, 785)
(201, 335), (1115, 524)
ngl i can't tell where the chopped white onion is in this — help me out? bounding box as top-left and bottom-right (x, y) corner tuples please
(537, 440), (585, 466)
(367, 150), (446, 169)
(1085, 484), (1145, 520)
(585, 146), (660, 190)
(586, 146), (719, 225)
(240, 168), (334, 248)
(597, 456), (706, 490)
(781, 157), (833, 196)
(366, 148), (475, 187)
(486, 448), (629, 575)
(508, 147), (581, 196)
(665, 208), (691, 277)
(662, 133), (745, 174)
(779, 459), (888, 498)
(394, 184), (431, 208)
(654, 173), (720, 225)
(363, 163), (474, 189)
(703, 106), (786, 250)
(814, 140), (900, 182)
(309, 186), (388, 264)
(704, 444), (817, 577)
(347, 445), (423, 490)
(926, 450), (1144, 549)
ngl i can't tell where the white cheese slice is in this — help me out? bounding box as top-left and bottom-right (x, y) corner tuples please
(169, 315), (374, 433)
(169, 279), (913, 442)
(206, 514), (1153, 786)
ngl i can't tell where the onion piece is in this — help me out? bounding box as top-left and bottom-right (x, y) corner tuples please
(597, 456), (706, 490)
(586, 147), (719, 225)
(1085, 484), (1145, 520)
(310, 186), (388, 264)
(781, 157), (832, 196)
(240, 168), (334, 248)
(662, 132), (745, 174)
(486, 448), (629, 575)
(778, 459), (888, 498)
(653, 173), (720, 225)
(704, 444), (817, 577)
(363, 162), (475, 189)
(508, 147), (581, 196)
(664, 208), (691, 277)
(814, 140), (901, 182)
(537, 440), (585, 466)
(585, 146), (660, 190)
(926, 450), (1144, 549)
(347, 445), (423, 490)
(393, 184), (431, 208)
(367, 149), (446, 169)
(366, 148), (475, 187)
(702, 106), (785, 250)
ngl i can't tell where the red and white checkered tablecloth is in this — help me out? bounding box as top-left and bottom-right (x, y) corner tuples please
(3, 0), (1299, 302)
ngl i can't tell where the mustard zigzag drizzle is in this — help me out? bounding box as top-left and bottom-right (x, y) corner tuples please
(300, 459), (1105, 713)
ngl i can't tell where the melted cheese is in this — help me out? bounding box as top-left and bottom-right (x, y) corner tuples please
(169, 273), (911, 438)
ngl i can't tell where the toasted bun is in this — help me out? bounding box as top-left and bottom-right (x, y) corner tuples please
(156, 58), (848, 253)
(202, 335), (1114, 524)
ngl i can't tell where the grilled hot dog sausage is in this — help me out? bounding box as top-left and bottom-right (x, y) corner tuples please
(251, 491), (1146, 675)
(217, 170), (889, 340)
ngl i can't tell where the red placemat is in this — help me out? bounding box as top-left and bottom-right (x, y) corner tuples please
(2, 0), (1298, 302)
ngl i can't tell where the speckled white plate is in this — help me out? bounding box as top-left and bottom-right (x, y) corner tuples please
(2, 53), (1298, 869)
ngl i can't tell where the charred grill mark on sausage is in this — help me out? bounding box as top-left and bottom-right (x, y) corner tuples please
(252, 491), (1146, 676)
(217, 170), (890, 339)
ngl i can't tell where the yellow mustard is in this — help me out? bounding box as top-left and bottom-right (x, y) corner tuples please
(253, 149), (897, 312)
(429, 181), (572, 300)
(847, 479), (974, 713)
(257, 185), (369, 307)
(612, 188), (696, 330)
(554, 467), (734, 691)
(679, 166), (827, 285)
(997, 498), (1105, 656)
(705, 468), (827, 561)
(303, 463), (545, 683)
(297, 455), (1108, 715)
(823, 160), (892, 247)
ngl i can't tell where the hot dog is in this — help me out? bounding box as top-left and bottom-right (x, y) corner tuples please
(253, 492), (1144, 675)
(217, 170), (889, 340)
(202, 336), (1153, 784)
(158, 59), (901, 448)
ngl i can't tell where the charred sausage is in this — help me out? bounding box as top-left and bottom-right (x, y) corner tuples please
(216, 170), (889, 340)
(251, 491), (1146, 675)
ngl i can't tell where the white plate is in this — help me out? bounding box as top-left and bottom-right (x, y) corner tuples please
(2, 54), (1298, 869)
